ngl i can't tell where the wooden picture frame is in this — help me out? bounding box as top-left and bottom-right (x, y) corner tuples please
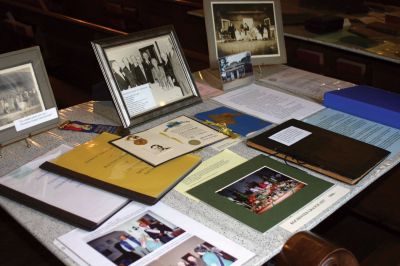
(92, 25), (202, 128)
(204, 0), (287, 68)
(0, 46), (58, 146)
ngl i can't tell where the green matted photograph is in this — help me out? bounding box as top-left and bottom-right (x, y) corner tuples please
(188, 155), (333, 232)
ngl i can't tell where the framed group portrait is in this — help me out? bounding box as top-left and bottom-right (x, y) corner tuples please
(92, 25), (201, 128)
(204, 0), (287, 68)
(0, 46), (58, 146)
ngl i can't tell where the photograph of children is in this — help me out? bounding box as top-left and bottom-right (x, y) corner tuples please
(211, 1), (280, 59)
(147, 236), (237, 266)
(0, 63), (45, 131)
(86, 212), (185, 266)
(218, 51), (253, 83)
(216, 166), (306, 214)
(104, 33), (194, 113)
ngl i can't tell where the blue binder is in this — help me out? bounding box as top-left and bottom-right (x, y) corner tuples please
(324, 85), (400, 129)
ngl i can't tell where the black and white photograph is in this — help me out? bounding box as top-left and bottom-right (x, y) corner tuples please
(0, 46), (58, 145)
(219, 51), (253, 83)
(216, 166), (306, 215)
(204, 0), (286, 68)
(86, 212), (185, 266)
(105, 34), (193, 97)
(92, 26), (201, 128)
(0, 63), (45, 131)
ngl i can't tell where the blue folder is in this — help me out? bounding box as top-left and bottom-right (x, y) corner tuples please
(324, 85), (400, 129)
(195, 106), (271, 136)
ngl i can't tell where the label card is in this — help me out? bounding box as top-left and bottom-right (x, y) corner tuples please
(14, 107), (58, 132)
(280, 185), (350, 233)
(268, 126), (311, 146)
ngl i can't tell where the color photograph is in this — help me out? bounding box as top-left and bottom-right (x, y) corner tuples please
(86, 212), (185, 266)
(0, 63), (45, 131)
(216, 166), (306, 214)
(148, 236), (237, 266)
(219, 51), (253, 83)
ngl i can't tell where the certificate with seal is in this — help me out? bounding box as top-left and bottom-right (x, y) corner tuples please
(111, 116), (228, 166)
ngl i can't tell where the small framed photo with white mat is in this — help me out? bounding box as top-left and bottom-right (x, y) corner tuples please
(218, 51), (254, 90)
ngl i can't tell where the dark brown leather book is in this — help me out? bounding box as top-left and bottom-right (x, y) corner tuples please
(246, 119), (390, 185)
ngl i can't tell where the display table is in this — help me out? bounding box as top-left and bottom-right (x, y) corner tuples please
(0, 66), (399, 265)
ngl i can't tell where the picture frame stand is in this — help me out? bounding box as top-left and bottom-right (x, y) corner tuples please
(24, 134), (32, 148)
(0, 133), (41, 159)
(93, 101), (120, 125)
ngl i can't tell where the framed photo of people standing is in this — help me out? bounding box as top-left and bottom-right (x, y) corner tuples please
(204, 0), (286, 68)
(92, 25), (201, 128)
(0, 46), (58, 146)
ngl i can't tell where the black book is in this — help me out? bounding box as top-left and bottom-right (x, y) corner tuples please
(246, 119), (390, 185)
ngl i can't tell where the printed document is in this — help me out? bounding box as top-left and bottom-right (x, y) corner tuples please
(304, 108), (400, 159)
(213, 84), (324, 124)
(260, 67), (354, 101)
(175, 149), (247, 201)
(111, 116), (227, 166)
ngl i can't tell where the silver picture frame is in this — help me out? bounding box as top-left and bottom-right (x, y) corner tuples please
(92, 25), (202, 128)
(204, 0), (287, 68)
(0, 46), (58, 146)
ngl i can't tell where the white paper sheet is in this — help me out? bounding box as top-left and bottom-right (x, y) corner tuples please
(260, 67), (354, 101)
(210, 137), (241, 151)
(268, 126), (311, 146)
(0, 145), (129, 223)
(111, 116), (227, 166)
(56, 202), (255, 266)
(175, 149), (247, 201)
(213, 84), (324, 124)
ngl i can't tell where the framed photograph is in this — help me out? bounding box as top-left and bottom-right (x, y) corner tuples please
(0, 46), (58, 146)
(218, 51), (254, 90)
(92, 25), (202, 128)
(204, 0), (286, 68)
